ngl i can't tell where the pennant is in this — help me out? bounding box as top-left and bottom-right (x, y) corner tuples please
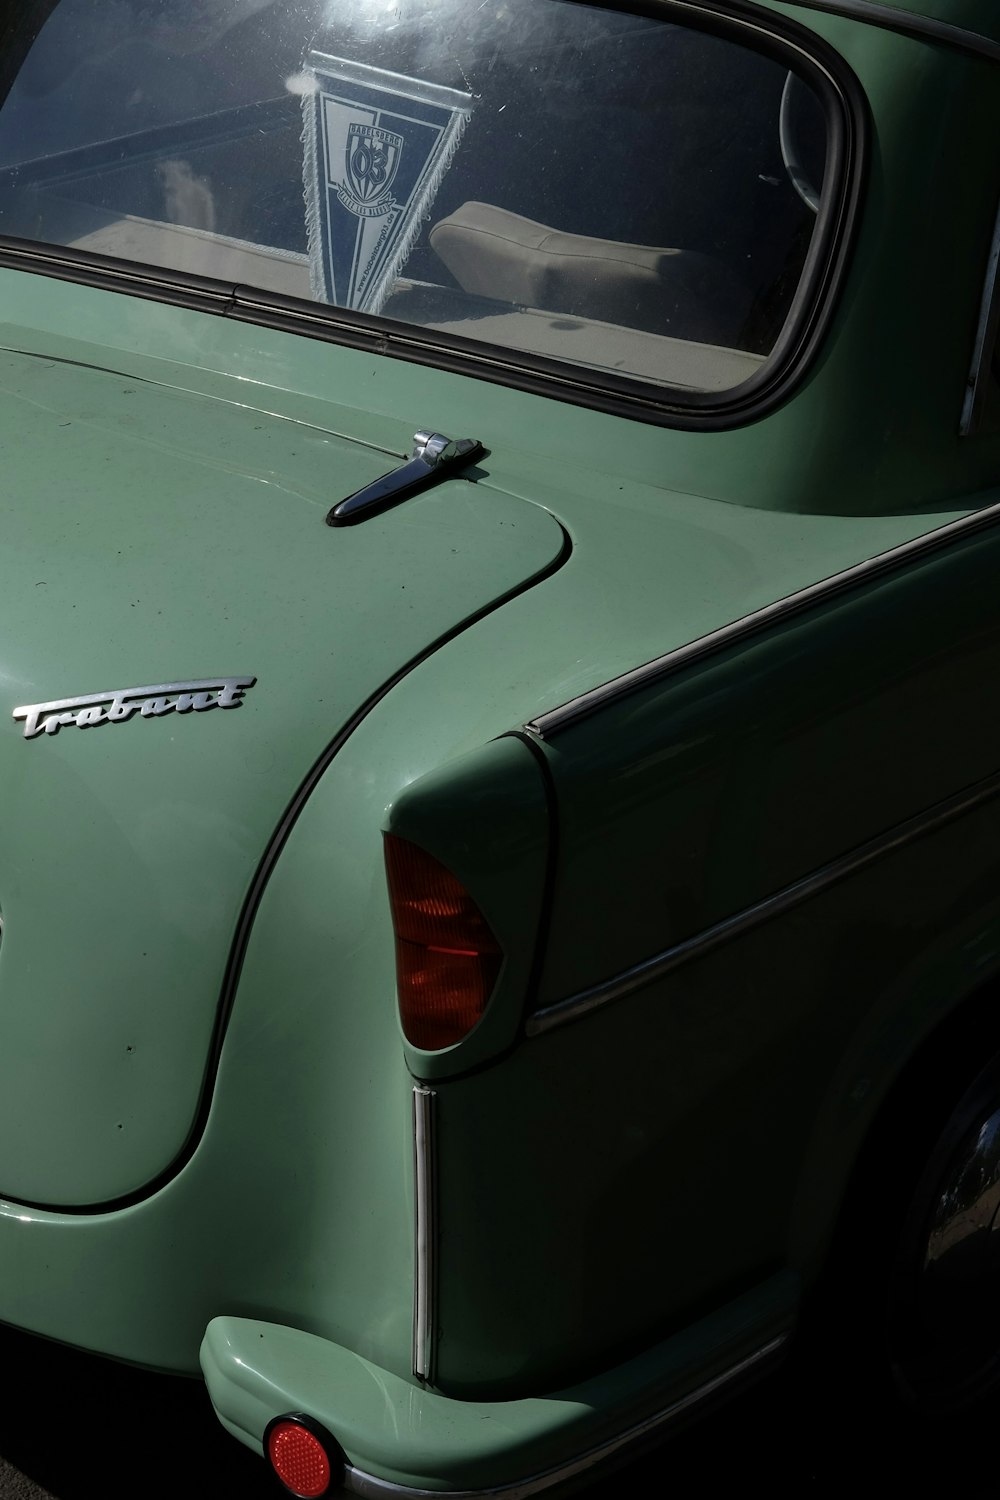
(303, 54), (473, 315)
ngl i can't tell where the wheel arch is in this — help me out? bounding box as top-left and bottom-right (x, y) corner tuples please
(791, 952), (1000, 1296)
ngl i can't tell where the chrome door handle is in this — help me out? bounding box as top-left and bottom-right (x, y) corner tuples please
(326, 431), (484, 527)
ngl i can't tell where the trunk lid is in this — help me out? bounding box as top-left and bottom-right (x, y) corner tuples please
(0, 347), (564, 1207)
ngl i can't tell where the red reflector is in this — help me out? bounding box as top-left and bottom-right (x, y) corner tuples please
(384, 834), (503, 1050)
(267, 1420), (332, 1498)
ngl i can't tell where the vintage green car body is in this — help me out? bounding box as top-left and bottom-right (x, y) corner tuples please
(0, 0), (999, 1492)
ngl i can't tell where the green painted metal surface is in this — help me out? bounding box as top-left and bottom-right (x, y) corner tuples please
(533, 510), (1000, 1004)
(0, 340), (565, 1205)
(0, 0), (995, 1489)
(0, 720), (548, 1378)
(415, 519), (1000, 1392)
(201, 1275), (795, 1489)
(428, 792), (1000, 1395)
(796, 0), (1000, 36)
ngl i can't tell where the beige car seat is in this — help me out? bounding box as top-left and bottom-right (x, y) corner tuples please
(429, 201), (751, 346)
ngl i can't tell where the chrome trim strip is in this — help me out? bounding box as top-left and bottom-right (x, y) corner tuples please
(412, 1086), (436, 1382)
(785, 0), (1000, 64)
(528, 767), (1000, 1036)
(345, 1335), (786, 1498)
(961, 194), (1000, 436)
(526, 499), (1000, 739)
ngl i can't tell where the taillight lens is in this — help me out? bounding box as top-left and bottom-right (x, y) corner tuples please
(384, 834), (503, 1050)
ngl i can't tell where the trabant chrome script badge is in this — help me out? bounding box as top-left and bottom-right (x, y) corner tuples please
(12, 677), (256, 740)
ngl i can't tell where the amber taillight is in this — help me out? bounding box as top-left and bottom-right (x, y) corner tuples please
(384, 833), (503, 1050)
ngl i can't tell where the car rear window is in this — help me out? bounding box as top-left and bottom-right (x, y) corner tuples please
(0, 0), (841, 402)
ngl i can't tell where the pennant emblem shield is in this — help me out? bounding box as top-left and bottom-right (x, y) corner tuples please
(304, 55), (473, 314)
(345, 123), (402, 206)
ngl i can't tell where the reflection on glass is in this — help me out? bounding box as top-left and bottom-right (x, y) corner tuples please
(0, 0), (830, 394)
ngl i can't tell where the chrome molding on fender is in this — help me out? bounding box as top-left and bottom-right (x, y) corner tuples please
(12, 677), (256, 740)
(345, 1335), (787, 1499)
(962, 192), (1000, 437)
(526, 499), (1000, 740)
(412, 1086), (437, 1382)
(528, 766), (1000, 1036)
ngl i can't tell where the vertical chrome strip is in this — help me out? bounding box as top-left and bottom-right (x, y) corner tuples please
(962, 193), (1000, 436)
(412, 1086), (436, 1381)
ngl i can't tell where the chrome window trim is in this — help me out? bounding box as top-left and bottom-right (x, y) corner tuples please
(526, 766), (1000, 1035)
(0, 0), (868, 434)
(525, 495), (1000, 740)
(344, 1334), (787, 1498)
(783, 0), (1000, 65)
(412, 1085), (437, 1382)
(961, 192), (1000, 437)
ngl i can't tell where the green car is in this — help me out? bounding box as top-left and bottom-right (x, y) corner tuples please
(0, 0), (998, 1493)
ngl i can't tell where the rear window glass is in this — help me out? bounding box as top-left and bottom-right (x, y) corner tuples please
(0, 0), (833, 397)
